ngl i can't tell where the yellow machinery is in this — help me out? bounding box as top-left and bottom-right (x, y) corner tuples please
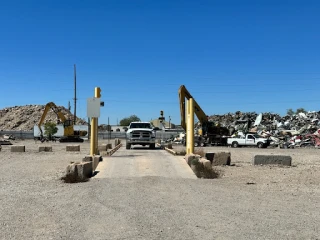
(37, 102), (87, 142)
(178, 85), (229, 146)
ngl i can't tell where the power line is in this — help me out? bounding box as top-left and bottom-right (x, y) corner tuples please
(73, 98), (320, 105)
(70, 87), (319, 96)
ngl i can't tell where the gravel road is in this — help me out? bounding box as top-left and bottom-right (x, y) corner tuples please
(0, 140), (319, 240)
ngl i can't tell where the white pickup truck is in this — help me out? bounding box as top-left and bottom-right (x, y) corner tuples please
(126, 122), (157, 149)
(227, 133), (270, 148)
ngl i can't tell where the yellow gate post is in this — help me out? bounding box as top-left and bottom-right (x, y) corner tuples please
(186, 98), (194, 154)
(90, 87), (101, 156)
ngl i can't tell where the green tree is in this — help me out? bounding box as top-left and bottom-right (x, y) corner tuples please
(287, 109), (294, 116)
(119, 115), (141, 126)
(44, 122), (58, 140)
(296, 108), (307, 114)
(287, 108), (307, 116)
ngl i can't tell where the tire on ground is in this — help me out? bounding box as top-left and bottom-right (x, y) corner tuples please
(257, 142), (264, 148)
(149, 143), (155, 149)
(232, 141), (239, 148)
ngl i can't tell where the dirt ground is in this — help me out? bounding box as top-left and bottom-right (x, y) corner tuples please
(173, 144), (320, 194)
(1, 139), (320, 239)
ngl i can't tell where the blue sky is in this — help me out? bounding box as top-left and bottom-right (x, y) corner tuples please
(0, 0), (319, 125)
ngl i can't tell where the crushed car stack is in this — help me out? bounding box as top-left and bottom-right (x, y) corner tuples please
(204, 111), (320, 148)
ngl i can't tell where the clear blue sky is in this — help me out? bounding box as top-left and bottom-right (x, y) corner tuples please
(1, 0), (319, 125)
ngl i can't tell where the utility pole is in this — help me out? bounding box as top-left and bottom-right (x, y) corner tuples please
(73, 64), (77, 125)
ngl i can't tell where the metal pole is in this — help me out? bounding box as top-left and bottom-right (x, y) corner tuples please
(88, 117), (91, 140)
(90, 117), (97, 155)
(73, 64), (77, 125)
(90, 87), (100, 155)
(186, 98), (194, 154)
(108, 117), (110, 143)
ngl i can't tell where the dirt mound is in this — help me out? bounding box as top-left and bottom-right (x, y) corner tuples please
(0, 105), (87, 131)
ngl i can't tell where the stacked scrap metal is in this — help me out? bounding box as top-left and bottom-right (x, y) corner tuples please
(204, 111), (320, 148)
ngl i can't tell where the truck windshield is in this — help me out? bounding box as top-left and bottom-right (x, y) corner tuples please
(130, 123), (152, 129)
(253, 134), (263, 138)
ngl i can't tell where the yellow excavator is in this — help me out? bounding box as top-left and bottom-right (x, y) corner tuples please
(178, 85), (229, 146)
(37, 102), (87, 143)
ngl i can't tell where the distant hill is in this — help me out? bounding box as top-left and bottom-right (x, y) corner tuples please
(0, 105), (87, 131)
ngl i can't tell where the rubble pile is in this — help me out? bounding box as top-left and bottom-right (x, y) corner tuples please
(206, 111), (320, 148)
(0, 105), (87, 131)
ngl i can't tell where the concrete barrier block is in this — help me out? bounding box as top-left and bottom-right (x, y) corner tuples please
(61, 162), (91, 183)
(205, 152), (215, 162)
(199, 158), (212, 170)
(107, 143), (112, 149)
(98, 145), (108, 151)
(39, 146), (52, 152)
(11, 145), (25, 152)
(253, 155), (292, 166)
(115, 138), (121, 146)
(165, 147), (176, 155)
(93, 155), (102, 171)
(185, 154), (201, 166)
(162, 143), (172, 149)
(64, 163), (78, 179)
(66, 145), (80, 152)
(212, 152), (231, 166)
(82, 155), (93, 162)
(77, 162), (93, 178)
(99, 151), (109, 157)
(176, 151), (186, 156)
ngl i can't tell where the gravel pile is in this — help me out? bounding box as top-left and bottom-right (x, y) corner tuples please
(0, 104), (87, 131)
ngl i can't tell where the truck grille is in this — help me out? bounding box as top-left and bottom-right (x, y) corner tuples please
(132, 131), (151, 138)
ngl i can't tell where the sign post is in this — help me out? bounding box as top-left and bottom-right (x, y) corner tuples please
(87, 87), (101, 155)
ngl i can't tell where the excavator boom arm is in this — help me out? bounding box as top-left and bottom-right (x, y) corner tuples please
(37, 102), (68, 137)
(178, 85), (208, 131)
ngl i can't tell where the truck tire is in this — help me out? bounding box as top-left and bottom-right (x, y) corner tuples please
(126, 143), (131, 149)
(257, 142), (264, 148)
(232, 141), (239, 148)
(194, 142), (199, 147)
(149, 143), (155, 149)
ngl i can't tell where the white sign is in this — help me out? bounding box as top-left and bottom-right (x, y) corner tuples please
(87, 97), (100, 117)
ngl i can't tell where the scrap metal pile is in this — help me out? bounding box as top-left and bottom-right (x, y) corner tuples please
(205, 111), (320, 148)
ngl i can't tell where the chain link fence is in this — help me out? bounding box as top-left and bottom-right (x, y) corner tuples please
(1, 130), (184, 141)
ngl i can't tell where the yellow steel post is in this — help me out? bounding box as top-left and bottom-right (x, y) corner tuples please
(186, 98), (194, 154)
(90, 117), (97, 155)
(90, 87), (101, 156)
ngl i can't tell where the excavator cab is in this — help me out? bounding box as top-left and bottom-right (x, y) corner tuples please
(63, 119), (73, 127)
